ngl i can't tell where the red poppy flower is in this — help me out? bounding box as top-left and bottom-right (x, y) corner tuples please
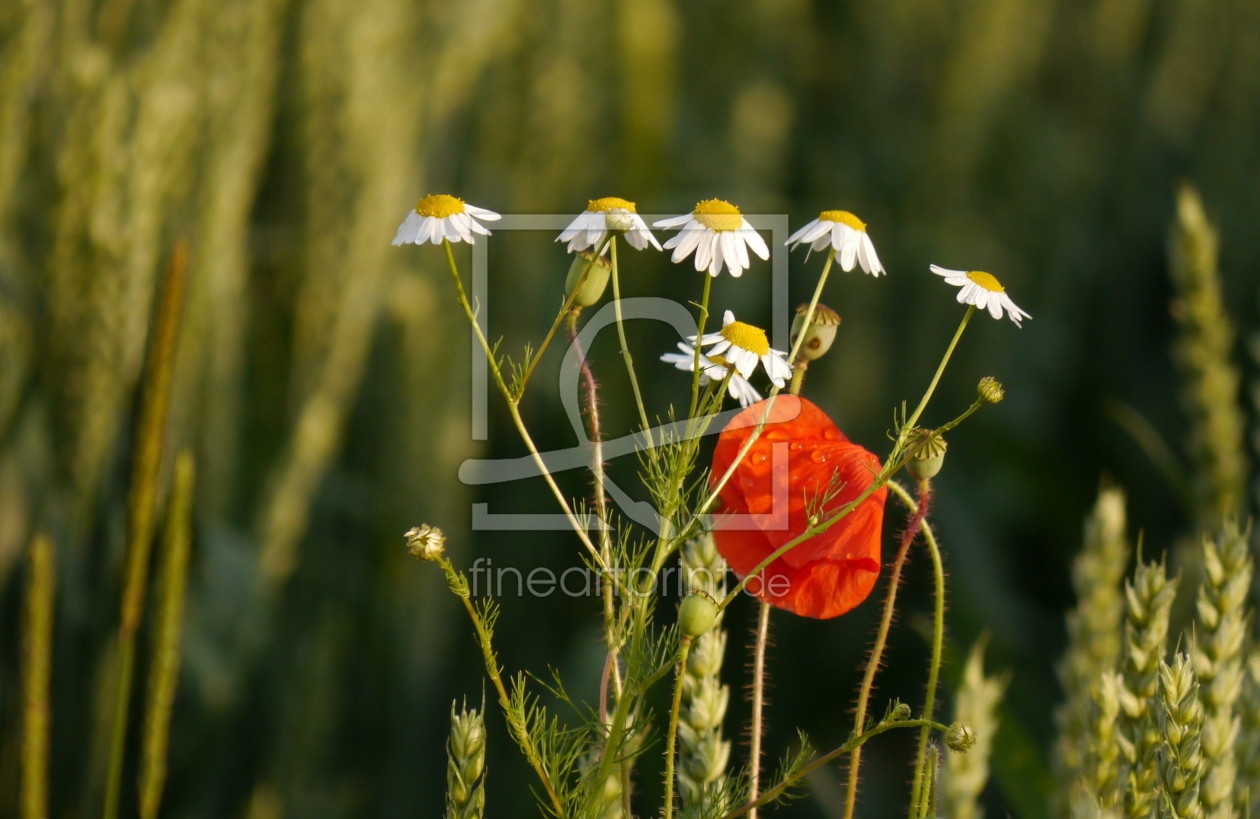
(710, 395), (887, 619)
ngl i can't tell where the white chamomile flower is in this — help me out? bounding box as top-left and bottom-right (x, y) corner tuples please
(694, 310), (792, 387)
(653, 199), (770, 278)
(557, 196), (661, 252)
(392, 194), (501, 246)
(785, 210), (885, 276)
(930, 265), (1032, 327)
(660, 341), (764, 408)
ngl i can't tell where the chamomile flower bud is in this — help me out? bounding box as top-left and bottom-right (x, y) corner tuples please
(405, 524), (446, 561)
(557, 197), (661, 253)
(679, 590), (721, 638)
(564, 251), (613, 308)
(977, 377), (1005, 405)
(906, 429), (948, 481)
(890, 702), (913, 722)
(789, 303), (841, 363)
(947, 720), (977, 753)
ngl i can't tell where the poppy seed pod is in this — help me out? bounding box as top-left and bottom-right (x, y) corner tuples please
(789, 303), (842, 363)
(564, 251), (612, 308)
(906, 429), (948, 481)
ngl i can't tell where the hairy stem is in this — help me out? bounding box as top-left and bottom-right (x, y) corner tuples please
(722, 719), (951, 818)
(662, 637), (693, 819)
(749, 602), (772, 818)
(844, 480), (932, 819)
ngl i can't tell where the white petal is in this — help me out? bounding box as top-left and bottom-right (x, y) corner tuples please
(392, 212), (422, 245)
(464, 204), (501, 220)
(785, 220), (817, 246)
(695, 233), (716, 273)
(859, 234), (885, 276)
(987, 296), (1004, 320)
(930, 264), (965, 277)
(762, 352), (792, 386)
(722, 310), (736, 326)
(654, 214), (695, 229)
(706, 338), (733, 357)
(726, 347), (758, 379)
(728, 377), (762, 407)
(742, 222), (770, 259)
(838, 228), (858, 272)
(424, 217), (444, 244)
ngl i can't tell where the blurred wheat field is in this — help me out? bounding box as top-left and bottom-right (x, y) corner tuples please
(1, 0), (1258, 815)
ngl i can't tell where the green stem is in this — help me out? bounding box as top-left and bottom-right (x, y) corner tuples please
(567, 311), (621, 704)
(662, 637), (693, 819)
(749, 602), (772, 818)
(788, 248), (835, 365)
(515, 237), (611, 399)
(105, 244), (188, 819)
(683, 249), (837, 542)
(721, 719), (951, 819)
(687, 274), (714, 419)
(444, 561), (566, 817)
(891, 480), (945, 818)
(842, 480), (931, 819)
(902, 305), (974, 435)
(441, 240), (628, 594)
(609, 238), (653, 446)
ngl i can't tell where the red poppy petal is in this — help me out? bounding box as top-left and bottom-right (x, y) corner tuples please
(775, 556), (881, 619)
(710, 396), (887, 620)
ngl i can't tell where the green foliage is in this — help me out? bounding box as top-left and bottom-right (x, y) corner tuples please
(3, 0), (1259, 814)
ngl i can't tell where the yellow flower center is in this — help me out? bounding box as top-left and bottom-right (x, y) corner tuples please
(818, 210), (866, 231)
(721, 321), (770, 356)
(415, 194), (466, 218)
(692, 199), (744, 232)
(966, 271), (1005, 292)
(587, 196), (637, 213)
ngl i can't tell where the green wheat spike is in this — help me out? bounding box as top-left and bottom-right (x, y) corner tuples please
(1053, 486), (1131, 803)
(1168, 185), (1248, 530)
(678, 534), (733, 816)
(1158, 653), (1205, 819)
(943, 638), (1010, 819)
(1189, 523), (1252, 817)
(446, 699), (487, 819)
(1119, 558), (1179, 818)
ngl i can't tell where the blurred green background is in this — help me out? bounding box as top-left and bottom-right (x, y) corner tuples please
(1, 0), (1258, 815)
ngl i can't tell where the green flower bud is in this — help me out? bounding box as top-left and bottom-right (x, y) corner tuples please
(789, 303), (841, 362)
(679, 591), (720, 638)
(890, 702), (912, 722)
(564, 251), (612, 308)
(906, 429), (947, 481)
(946, 720), (976, 753)
(977, 376), (1005, 405)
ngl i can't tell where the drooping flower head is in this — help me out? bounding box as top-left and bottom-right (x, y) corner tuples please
(786, 210), (885, 276)
(660, 341), (763, 408)
(392, 194), (501, 246)
(930, 265), (1031, 326)
(654, 199), (770, 278)
(557, 196), (661, 253)
(710, 396), (886, 619)
(694, 310), (792, 387)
